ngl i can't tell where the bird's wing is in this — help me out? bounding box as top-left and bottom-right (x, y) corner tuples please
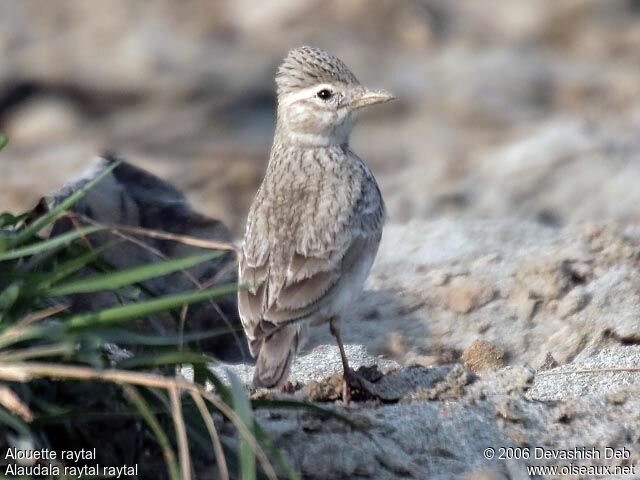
(239, 233), (377, 356)
(238, 163), (384, 357)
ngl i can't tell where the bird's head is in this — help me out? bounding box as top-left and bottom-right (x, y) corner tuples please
(275, 46), (394, 147)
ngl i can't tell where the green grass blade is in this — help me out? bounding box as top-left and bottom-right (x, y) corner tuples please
(81, 327), (234, 346)
(0, 212), (24, 228)
(0, 343), (75, 361)
(0, 282), (23, 312)
(12, 159), (121, 246)
(123, 385), (181, 480)
(39, 241), (118, 286)
(0, 234), (8, 255)
(65, 283), (237, 328)
(0, 226), (102, 261)
(117, 351), (216, 369)
(0, 133), (7, 151)
(0, 405), (30, 436)
(47, 251), (223, 296)
(0, 324), (63, 350)
(228, 369), (256, 480)
(0, 271), (44, 283)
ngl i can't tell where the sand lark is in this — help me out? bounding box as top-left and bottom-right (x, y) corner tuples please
(238, 46), (393, 397)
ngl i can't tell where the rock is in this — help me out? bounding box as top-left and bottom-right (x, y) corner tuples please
(459, 467), (512, 480)
(5, 96), (83, 143)
(444, 277), (496, 313)
(514, 256), (575, 301)
(470, 366), (535, 397)
(526, 345), (640, 401)
(45, 156), (244, 361)
(303, 375), (345, 403)
(462, 340), (505, 373)
(605, 391), (629, 406)
(248, 392), (640, 480)
(556, 285), (590, 318)
(539, 352), (559, 370)
(404, 363), (471, 401)
(586, 267), (640, 341)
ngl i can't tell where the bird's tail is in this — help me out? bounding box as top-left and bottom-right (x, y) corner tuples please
(253, 325), (298, 388)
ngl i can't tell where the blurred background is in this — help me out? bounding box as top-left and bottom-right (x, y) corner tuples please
(1, 0), (640, 236)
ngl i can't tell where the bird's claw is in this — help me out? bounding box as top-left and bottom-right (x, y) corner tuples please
(341, 368), (367, 404)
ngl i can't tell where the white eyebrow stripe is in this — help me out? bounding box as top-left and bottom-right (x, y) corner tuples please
(280, 83), (334, 106)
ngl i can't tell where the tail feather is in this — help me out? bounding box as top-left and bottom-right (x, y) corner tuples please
(253, 326), (297, 388)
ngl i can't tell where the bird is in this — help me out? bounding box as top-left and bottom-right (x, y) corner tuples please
(238, 46), (394, 400)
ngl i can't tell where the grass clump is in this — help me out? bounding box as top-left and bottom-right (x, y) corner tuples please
(0, 139), (302, 480)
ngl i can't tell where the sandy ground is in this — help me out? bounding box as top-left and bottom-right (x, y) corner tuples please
(205, 220), (640, 478)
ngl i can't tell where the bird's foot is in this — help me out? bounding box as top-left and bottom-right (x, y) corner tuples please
(341, 368), (359, 404)
(341, 365), (383, 404)
(279, 380), (302, 394)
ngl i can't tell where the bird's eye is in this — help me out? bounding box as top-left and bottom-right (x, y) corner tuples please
(316, 89), (333, 100)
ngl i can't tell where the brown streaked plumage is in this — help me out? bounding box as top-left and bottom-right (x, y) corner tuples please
(238, 46), (394, 395)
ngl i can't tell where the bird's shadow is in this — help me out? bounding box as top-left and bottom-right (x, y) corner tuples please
(303, 287), (429, 362)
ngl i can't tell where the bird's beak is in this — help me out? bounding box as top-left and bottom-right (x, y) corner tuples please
(349, 88), (395, 109)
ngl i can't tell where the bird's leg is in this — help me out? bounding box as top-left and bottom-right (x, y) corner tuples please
(329, 318), (359, 403)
